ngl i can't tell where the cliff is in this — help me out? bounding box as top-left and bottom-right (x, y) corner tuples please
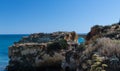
(7, 23), (120, 71)
(86, 23), (120, 44)
(79, 23), (120, 71)
(61, 23), (120, 71)
(7, 31), (78, 71)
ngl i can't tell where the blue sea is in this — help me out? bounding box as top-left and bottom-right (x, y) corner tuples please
(0, 34), (85, 71)
(78, 37), (85, 44)
(0, 34), (28, 71)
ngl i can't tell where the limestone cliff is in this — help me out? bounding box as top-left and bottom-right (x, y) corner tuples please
(86, 23), (120, 44)
(61, 23), (120, 71)
(7, 31), (78, 71)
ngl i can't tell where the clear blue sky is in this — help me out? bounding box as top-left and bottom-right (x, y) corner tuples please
(0, 0), (120, 34)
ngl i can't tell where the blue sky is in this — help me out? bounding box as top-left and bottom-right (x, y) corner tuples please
(0, 0), (120, 34)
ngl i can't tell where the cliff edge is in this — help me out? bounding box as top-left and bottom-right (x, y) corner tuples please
(7, 31), (78, 71)
(86, 23), (120, 44)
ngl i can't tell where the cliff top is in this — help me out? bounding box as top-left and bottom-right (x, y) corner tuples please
(17, 31), (78, 44)
(86, 23), (120, 44)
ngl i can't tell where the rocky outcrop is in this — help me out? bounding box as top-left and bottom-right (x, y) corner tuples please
(8, 43), (63, 71)
(61, 50), (80, 71)
(7, 23), (120, 71)
(64, 31), (78, 42)
(7, 31), (78, 71)
(18, 31), (78, 43)
(86, 23), (120, 44)
(61, 23), (120, 71)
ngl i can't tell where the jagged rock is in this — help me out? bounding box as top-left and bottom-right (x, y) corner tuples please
(7, 31), (79, 71)
(18, 31), (78, 43)
(60, 23), (120, 71)
(109, 55), (120, 70)
(61, 51), (79, 71)
(86, 23), (120, 44)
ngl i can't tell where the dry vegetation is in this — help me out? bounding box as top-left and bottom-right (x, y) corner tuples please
(97, 38), (120, 57)
(79, 37), (120, 71)
(83, 38), (120, 58)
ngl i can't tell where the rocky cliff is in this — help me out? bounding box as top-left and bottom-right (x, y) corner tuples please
(80, 23), (120, 71)
(61, 23), (120, 71)
(7, 31), (78, 71)
(86, 23), (120, 44)
(7, 23), (120, 71)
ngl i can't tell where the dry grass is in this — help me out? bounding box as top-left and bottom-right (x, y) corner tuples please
(79, 38), (120, 71)
(83, 37), (120, 58)
(97, 38), (120, 57)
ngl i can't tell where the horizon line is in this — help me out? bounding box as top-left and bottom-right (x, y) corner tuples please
(0, 33), (87, 35)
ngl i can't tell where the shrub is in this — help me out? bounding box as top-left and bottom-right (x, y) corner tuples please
(89, 54), (108, 71)
(77, 43), (86, 52)
(96, 38), (120, 57)
(47, 39), (68, 51)
(58, 39), (68, 49)
(47, 42), (61, 51)
(83, 38), (120, 58)
(74, 37), (120, 71)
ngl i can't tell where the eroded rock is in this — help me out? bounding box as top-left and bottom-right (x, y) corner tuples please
(7, 31), (79, 71)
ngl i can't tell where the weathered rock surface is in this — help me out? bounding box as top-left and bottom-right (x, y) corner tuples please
(86, 23), (120, 44)
(7, 23), (120, 71)
(61, 23), (120, 71)
(7, 31), (78, 71)
(18, 31), (78, 43)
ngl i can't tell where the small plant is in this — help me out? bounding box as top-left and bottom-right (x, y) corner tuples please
(90, 54), (108, 71)
(47, 42), (61, 51)
(47, 39), (68, 51)
(102, 64), (108, 70)
(58, 39), (68, 49)
(77, 43), (86, 51)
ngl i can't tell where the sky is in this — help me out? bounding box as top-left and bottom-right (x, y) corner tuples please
(0, 0), (120, 34)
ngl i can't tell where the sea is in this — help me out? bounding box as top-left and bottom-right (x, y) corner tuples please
(0, 34), (28, 71)
(0, 34), (85, 71)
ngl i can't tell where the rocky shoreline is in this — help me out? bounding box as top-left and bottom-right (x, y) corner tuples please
(7, 23), (120, 71)
(7, 32), (79, 71)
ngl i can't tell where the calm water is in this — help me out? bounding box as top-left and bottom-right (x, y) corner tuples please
(0, 35), (85, 71)
(0, 34), (28, 71)
(78, 37), (85, 44)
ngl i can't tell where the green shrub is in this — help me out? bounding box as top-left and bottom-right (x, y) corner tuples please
(77, 43), (86, 51)
(47, 42), (61, 51)
(59, 39), (68, 49)
(47, 39), (68, 51)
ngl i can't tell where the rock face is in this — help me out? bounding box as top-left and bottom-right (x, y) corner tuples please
(7, 31), (78, 71)
(83, 23), (120, 71)
(7, 23), (120, 71)
(61, 23), (120, 71)
(18, 31), (78, 43)
(86, 23), (120, 44)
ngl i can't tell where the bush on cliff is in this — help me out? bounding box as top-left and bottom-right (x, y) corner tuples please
(77, 43), (86, 52)
(47, 42), (61, 51)
(59, 39), (68, 49)
(80, 38), (120, 71)
(47, 39), (68, 51)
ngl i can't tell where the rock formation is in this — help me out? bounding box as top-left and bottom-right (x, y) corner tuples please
(7, 31), (78, 71)
(62, 23), (120, 71)
(7, 23), (120, 71)
(82, 23), (120, 71)
(86, 23), (120, 44)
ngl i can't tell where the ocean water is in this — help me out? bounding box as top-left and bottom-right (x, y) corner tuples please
(78, 37), (85, 44)
(0, 34), (28, 71)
